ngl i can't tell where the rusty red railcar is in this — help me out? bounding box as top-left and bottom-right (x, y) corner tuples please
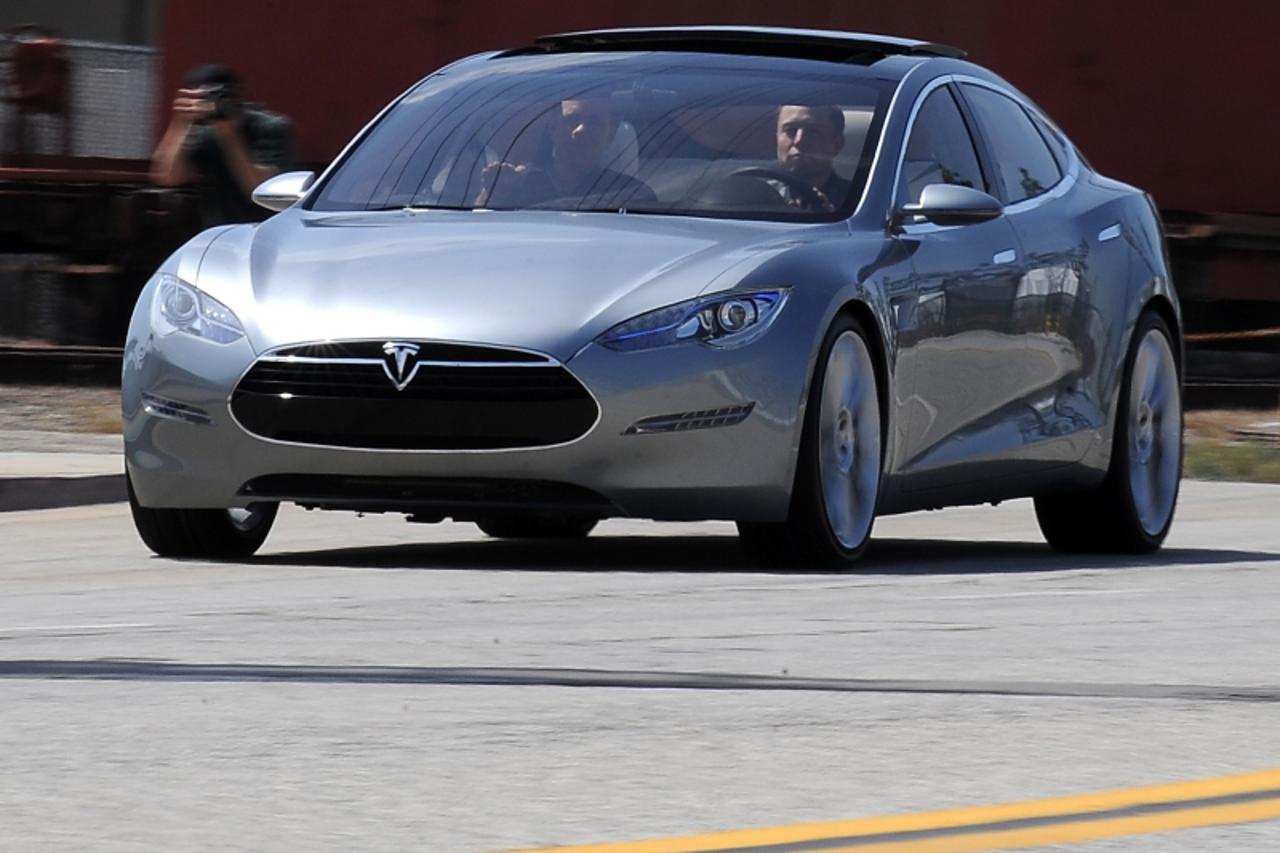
(5, 1), (1274, 359)
(157, 0), (1279, 337)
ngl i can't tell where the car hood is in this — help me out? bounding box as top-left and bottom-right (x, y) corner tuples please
(192, 208), (818, 361)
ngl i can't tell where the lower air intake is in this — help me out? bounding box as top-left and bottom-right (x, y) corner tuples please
(624, 404), (754, 434)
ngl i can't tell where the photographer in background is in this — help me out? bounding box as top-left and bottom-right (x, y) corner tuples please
(150, 64), (293, 226)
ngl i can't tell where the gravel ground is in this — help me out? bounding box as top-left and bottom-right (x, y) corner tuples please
(0, 383), (1276, 480)
(0, 385), (121, 435)
(4, 384), (1274, 438)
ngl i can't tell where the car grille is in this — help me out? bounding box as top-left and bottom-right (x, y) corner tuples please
(230, 341), (597, 449)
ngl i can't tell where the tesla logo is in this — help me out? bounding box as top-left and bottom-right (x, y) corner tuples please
(380, 341), (422, 391)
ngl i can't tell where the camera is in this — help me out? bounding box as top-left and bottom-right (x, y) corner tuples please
(196, 84), (238, 122)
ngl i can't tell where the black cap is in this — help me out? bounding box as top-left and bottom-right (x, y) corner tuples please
(184, 63), (241, 94)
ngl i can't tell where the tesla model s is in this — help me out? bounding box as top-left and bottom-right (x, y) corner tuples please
(123, 26), (1183, 567)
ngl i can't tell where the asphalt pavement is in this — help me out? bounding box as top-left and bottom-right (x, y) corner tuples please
(2, 435), (1279, 851)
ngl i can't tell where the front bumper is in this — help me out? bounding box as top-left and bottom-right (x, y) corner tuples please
(123, 328), (812, 522)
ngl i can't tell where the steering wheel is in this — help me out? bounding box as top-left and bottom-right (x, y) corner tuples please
(729, 166), (833, 212)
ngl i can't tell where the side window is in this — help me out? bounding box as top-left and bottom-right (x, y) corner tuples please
(1027, 109), (1072, 173)
(900, 87), (986, 205)
(961, 84), (1062, 204)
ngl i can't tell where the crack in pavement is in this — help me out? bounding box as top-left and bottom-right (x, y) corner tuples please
(1, 659), (1277, 702)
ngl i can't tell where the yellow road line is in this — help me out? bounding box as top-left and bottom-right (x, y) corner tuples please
(506, 768), (1280, 853)
(819, 798), (1280, 852)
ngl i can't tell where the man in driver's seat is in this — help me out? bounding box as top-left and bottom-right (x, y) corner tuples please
(776, 104), (850, 210)
(477, 96), (654, 209)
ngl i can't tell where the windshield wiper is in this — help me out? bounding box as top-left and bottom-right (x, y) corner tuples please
(358, 204), (476, 212)
(402, 204), (475, 212)
(565, 206), (676, 215)
(360, 204), (676, 215)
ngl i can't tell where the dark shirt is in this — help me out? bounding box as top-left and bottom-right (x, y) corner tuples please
(185, 106), (293, 225)
(777, 169), (853, 211)
(819, 172), (853, 209)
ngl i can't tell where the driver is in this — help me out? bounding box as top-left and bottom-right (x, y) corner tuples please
(775, 104), (850, 209)
(476, 96), (655, 209)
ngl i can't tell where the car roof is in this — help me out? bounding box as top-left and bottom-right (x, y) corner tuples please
(499, 25), (966, 65)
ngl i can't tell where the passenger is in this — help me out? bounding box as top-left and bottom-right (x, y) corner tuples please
(775, 104), (850, 209)
(476, 96), (655, 209)
(151, 64), (294, 226)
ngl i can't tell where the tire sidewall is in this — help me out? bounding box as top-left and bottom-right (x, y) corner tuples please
(795, 314), (884, 563)
(1112, 311), (1183, 549)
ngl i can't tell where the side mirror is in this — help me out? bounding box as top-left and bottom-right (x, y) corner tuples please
(252, 170), (316, 212)
(894, 183), (1003, 228)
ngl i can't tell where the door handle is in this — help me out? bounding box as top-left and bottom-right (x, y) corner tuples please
(993, 249), (1017, 265)
(1098, 223), (1122, 242)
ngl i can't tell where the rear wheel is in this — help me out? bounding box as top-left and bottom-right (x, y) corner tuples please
(1035, 311), (1182, 553)
(476, 514), (598, 540)
(128, 473), (278, 559)
(738, 315), (883, 569)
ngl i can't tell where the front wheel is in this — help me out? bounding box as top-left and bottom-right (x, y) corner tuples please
(739, 315), (883, 569)
(128, 473), (278, 559)
(1035, 311), (1182, 553)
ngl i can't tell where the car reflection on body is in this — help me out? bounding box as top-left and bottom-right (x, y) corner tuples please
(123, 26), (1182, 567)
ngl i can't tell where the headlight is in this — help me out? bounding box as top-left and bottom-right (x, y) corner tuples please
(151, 273), (246, 344)
(598, 288), (789, 352)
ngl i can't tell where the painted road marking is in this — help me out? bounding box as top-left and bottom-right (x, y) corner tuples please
(509, 768), (1280, 852)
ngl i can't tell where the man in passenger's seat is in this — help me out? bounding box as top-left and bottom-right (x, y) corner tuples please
(476, 96), (655, 210)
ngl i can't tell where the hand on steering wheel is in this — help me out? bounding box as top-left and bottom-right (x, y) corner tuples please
(474, 161), (543, 206)
(730, 166), (834, 212)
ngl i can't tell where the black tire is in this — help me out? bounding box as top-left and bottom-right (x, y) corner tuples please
(1035, 311), (1182, 553)
(127, 473), (278, 559)
(475, 513), (598, 540)
(738, 314), (883, 570)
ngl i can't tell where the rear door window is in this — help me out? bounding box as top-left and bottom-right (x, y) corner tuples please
(1027, 110), (1072, 173)
(960, 84), (1062, 204)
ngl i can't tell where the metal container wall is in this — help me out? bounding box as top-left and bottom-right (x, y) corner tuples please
(159, 0), (1274, 218)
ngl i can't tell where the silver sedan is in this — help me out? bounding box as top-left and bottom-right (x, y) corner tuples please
(123, 27), (1182, 567)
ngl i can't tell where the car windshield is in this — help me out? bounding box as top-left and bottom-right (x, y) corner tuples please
(308, 51), (893, 221)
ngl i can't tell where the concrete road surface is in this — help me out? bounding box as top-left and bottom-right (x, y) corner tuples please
(1, 480), (1278, 851)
